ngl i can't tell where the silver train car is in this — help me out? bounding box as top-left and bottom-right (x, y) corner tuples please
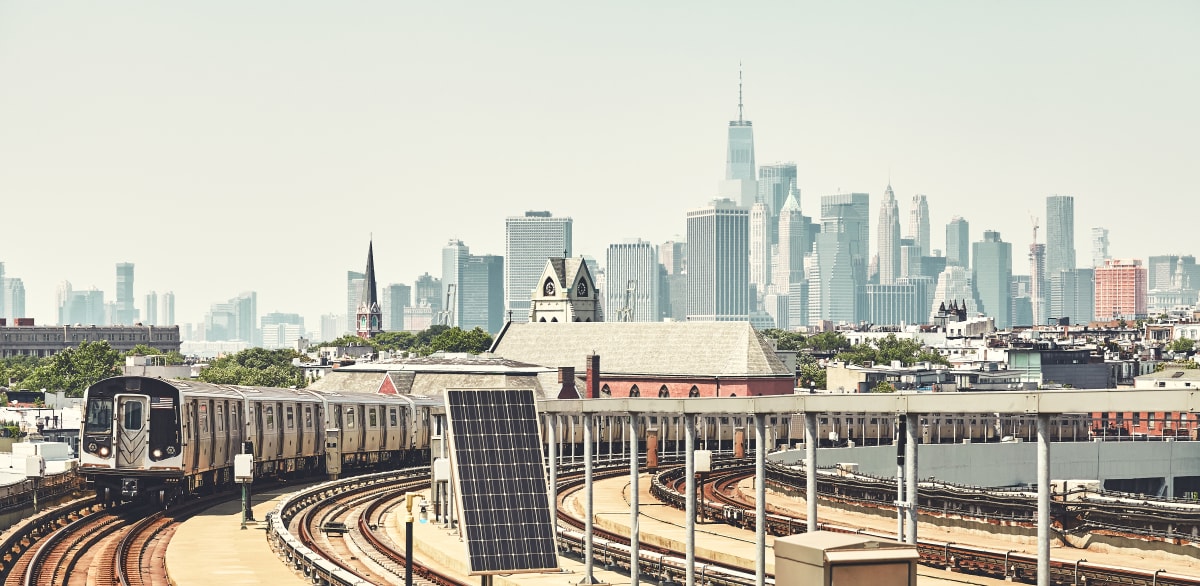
(796, 411), (1093, 447)
(79, 376), (437, 504)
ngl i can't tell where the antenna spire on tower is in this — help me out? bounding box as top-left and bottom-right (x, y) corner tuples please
(737, 61), (744, 123)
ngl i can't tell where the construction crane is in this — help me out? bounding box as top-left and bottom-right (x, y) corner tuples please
(614, 280), (637, 322)
(438, 284), (456, 326)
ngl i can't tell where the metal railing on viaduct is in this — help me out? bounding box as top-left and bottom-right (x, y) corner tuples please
(537, 389), (1200, 586)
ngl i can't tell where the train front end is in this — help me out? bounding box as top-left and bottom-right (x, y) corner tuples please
(80, 376), (184, 504)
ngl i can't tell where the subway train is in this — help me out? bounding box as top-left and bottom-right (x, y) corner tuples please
(79, 376), (438, 505)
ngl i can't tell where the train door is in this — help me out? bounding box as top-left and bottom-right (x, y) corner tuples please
(214, 401), (227, 468)
(254, 403), (265, 460)
(188, 400), (200, 472)
(114, 394), (149, 469)
(276, 402), (285, 457)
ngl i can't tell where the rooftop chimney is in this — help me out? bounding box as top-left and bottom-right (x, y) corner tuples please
(586, 354), (600, 399)
(557, 366), (579, 399)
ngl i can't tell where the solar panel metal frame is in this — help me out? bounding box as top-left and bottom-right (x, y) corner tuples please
(444, 388), (559, 575)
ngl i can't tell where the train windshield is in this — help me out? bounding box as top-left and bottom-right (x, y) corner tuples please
(85, 398), (113, 433)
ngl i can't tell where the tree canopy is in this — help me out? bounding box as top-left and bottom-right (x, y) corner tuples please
(1167, 337), (1195, 354)
(16, 341), (124, 397)
(312, 326), (492, 357)
(834, 334), (950, 367)
(198, 348), (304, 388)
(760, 330), (850, 353)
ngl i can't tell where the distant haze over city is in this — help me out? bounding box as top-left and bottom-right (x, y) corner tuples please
(1, 2), (1196, 327)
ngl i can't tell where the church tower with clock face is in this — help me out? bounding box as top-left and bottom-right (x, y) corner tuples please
(356, 240), (383, 339)
(528, 256), (601, 323)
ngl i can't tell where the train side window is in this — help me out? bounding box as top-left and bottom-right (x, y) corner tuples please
(265, 406), (274, 430)
(389, 408), (398, 427)
(124, 400), (144, 431)
(216, 404), (225, 432)
(286, 406), (295, 430)
(369, 408), (378, 428)
(346, 407), (356, 429)
(819, 417), (828, 425)
(305, 406), (314, 430)
(199, 403), (209, 434)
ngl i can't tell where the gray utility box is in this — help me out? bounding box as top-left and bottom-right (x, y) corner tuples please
(774, 531), (918, 586)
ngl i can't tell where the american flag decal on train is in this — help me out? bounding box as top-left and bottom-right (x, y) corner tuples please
(151, 397), (173, 409)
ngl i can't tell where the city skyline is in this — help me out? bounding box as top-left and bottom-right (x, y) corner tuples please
(1, 2), (1197, 327)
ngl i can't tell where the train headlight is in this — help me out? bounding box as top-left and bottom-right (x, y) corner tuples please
(152, 449), (163, 458)
(98, 446), (110, 457)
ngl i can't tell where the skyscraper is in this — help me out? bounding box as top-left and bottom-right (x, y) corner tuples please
(718, 67), (757, 208)
(776, 184), (810, 327)
(877, 183), (901, 285)
(1029, 241), (1046, 326)
(1045, 195), (1076, 277)
(907, 195), (930, 257)
(815, 193), (870, 322)
(261, 312), (305, 349)
(505, 211), (572, 323)
(973, 230), (1013, 329)
(414, 273), (442, 316)
(144, 291), (158, 326)
(758, 163), (797, 219)
(659, 239), (687, 322)
(114, 262), (138, 324)
(4, 278), (25, 320)
(442, 239), (470, 327)
(606, 239), (660, 322)
(1094, 259), (1148, 321)
(929, 266), (981, 321)
(749, 202), (771, 303)
(946, 217), (970, 268)
(381, 283), (411, 332)
(204, 292), (257, 344)
(460, 255), (504, 334)
(346, 270), (365, 335)
(1092, 227), (1111, 268)
(160, 291), (175, 326)
(686, 199), (749, 321)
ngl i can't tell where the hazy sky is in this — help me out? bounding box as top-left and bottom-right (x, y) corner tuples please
(1, 2), (1197, 329)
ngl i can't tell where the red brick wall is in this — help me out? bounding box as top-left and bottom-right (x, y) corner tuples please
(596, 376), (793, 398)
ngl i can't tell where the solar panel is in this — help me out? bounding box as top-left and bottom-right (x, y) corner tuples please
(444, 388), (559, 575)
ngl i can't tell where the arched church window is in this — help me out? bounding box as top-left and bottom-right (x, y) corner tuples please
(600, 384), (611, 397)
(688, 386), (700, 398)
(658, 385), (670, 398)
(543, 278), (556, 296)
(629, 385), (640, 397)
(576, 279), (589, 297)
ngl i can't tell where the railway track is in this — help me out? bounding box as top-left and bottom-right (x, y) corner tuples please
(669, 463), (1200, 586)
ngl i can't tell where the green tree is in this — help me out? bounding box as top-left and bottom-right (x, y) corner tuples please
(199, 348), (304, 388)
(22, 341), (122, 397)
(1168, 338), (1195, 354)
(372, 331), (416, 352)
(798, 356), (827, 390)
(760, 329), (808, 351)
(834, 334), (949, 367)
(871, 380), (896, 393)
(806, 331), (851, 353)
(123, 344), (163, 357)
(421, 327), (494, 356)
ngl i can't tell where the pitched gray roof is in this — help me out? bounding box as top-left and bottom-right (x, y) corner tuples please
(490, 322), (791, 377)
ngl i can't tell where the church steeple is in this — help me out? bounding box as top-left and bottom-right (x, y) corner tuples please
(356, 239), (382, 339)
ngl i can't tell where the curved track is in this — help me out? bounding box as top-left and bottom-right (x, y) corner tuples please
(677, 463), (1200, 586)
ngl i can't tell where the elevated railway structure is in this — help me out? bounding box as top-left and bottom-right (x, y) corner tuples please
(538, 389), (1200, 586)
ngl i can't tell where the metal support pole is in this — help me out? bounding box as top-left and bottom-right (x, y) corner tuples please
(629, 413), (640, 586)
(405, 516), (414, 586)
(905, 412), (918, 545)
(685, 414), (696, 586)
(754, 414), (766, 586)
(1038, 413), (1051, 586)
(896, 415), (906, 541)
(804, 412), (817, 533)
(582, 413), (596, 584)
(548, 415), (558, 534)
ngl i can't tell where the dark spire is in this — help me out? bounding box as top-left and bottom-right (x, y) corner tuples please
(360, 239), (378, 307)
